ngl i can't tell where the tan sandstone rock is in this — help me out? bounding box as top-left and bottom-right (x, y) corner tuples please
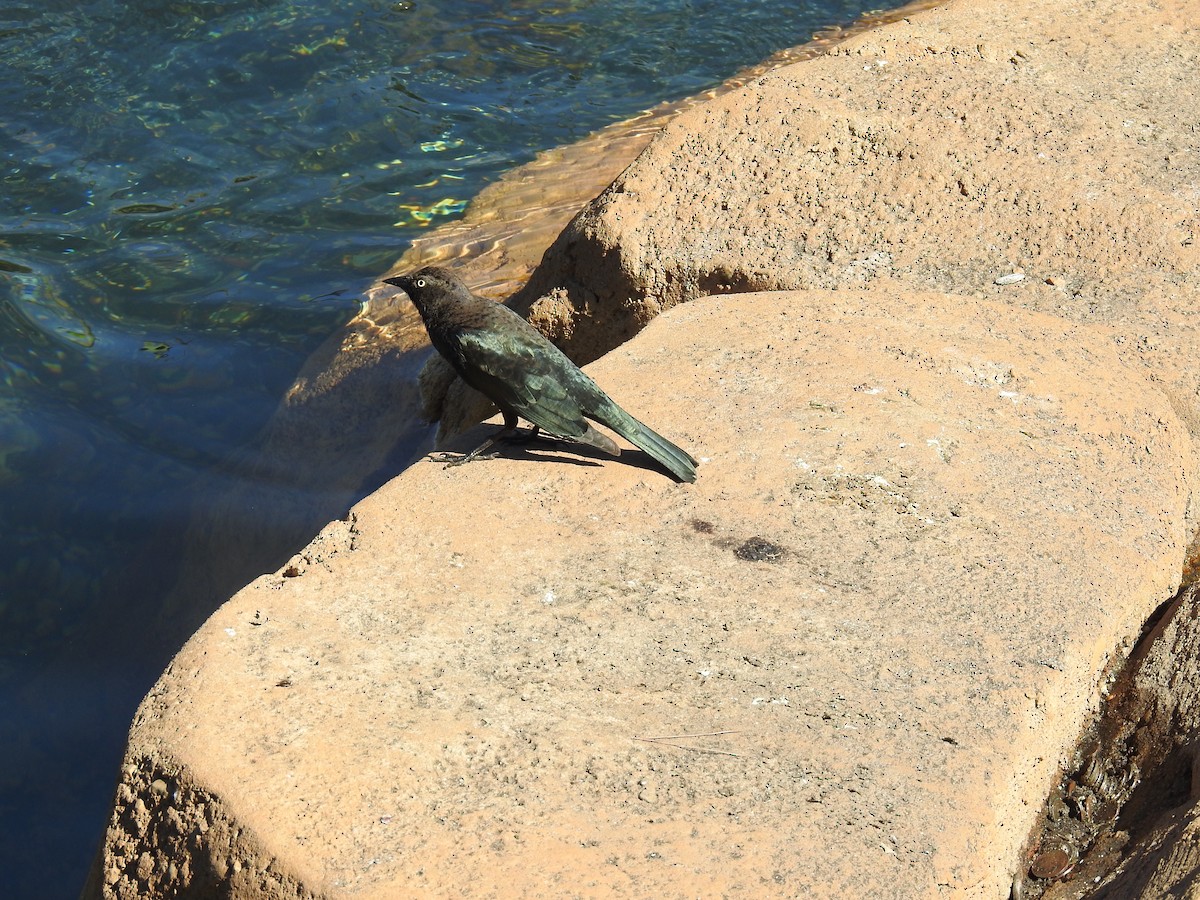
(504, 0), (1200, 433)
(85, 0), (1200, 896)
(87, 290), (1193, 898)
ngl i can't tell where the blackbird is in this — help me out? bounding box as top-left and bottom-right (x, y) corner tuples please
(383, 266), (697, 483)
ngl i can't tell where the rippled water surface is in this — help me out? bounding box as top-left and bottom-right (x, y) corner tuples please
(1, 0), (877, 894)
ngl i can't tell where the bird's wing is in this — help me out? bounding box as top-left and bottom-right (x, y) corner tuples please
(454, 322), (591, 439)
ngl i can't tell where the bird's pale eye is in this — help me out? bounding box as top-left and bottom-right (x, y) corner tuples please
(415, 278), (426, 288)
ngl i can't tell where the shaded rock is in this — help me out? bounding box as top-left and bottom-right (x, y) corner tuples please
(141, 288), (433, 651)
(1094, 803), (1200, 900)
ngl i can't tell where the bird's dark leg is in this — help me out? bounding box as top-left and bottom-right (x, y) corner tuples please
(499, 424), (573, 447)
(430, 411), (521, 468)
(509, 424), (542, 443)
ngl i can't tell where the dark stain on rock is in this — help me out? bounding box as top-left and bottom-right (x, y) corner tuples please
(734, 537), (785, 562)
(688, 520), (789, 563)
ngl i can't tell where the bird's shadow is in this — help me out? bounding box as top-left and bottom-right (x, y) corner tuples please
(427, 426), (671, 478)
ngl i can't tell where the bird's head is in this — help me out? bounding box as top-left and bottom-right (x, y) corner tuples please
(382, 266), (467, 311)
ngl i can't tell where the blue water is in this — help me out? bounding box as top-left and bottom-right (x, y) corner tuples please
(1, 0), (877, 895)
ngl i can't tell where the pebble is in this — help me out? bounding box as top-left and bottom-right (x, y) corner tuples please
(995, 272), (1026, 285)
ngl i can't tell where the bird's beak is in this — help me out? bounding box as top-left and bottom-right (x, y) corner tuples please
(382, 276), (407, 290)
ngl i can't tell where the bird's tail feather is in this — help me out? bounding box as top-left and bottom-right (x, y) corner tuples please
(595, 406), (697, 483)
(577, 424), (620, 456)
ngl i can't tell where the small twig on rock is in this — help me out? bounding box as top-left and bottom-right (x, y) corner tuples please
(634, 730), (743, 757)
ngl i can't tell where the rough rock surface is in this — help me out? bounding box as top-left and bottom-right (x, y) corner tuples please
(386, 0), (944, 302)
(86, 290), (1193, 898)
(505, 0), (1200, 426)
(86, 0), (1200, 896)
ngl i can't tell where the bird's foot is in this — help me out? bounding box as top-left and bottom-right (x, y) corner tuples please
(429, 450), (499, 468)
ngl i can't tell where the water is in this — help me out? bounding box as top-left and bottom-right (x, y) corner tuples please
(0, 0), (879, 895)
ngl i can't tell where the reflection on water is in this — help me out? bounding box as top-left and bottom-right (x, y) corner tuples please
(1, 0), (881, 895)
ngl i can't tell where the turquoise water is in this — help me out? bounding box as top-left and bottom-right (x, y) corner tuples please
(1, 0), (876, 894)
